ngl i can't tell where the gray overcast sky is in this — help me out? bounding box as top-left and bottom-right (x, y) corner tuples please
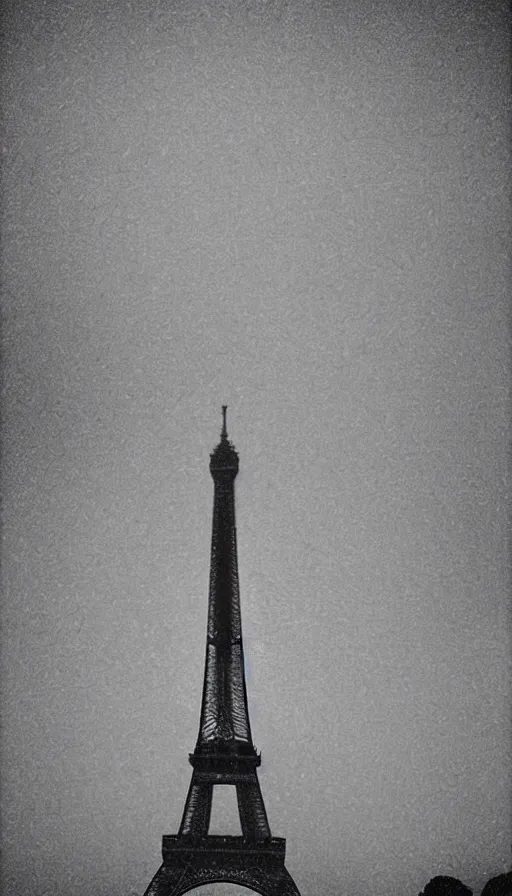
(1, 2), (510, 895)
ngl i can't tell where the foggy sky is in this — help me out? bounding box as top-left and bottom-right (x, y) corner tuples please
(1, 2), (510, 895)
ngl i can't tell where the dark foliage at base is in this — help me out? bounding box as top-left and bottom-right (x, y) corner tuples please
(419, 872), (512, 896)
(481, 872), (512, 896)
(420, 876), (473, 896)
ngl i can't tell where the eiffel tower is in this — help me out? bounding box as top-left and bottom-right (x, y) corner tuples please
(143, 408), (301, 896)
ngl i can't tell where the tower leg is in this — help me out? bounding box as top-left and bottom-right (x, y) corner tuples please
(236, 780), (271, 840)
(178, 777), (212, 838)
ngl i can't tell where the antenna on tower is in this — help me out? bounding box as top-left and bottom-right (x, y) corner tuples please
(221, 405), (228, 439)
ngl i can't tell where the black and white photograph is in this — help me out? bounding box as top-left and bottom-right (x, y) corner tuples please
(1, 2), (510, 895)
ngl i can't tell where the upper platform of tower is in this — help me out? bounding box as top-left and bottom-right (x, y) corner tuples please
(209, 406), (239, 476)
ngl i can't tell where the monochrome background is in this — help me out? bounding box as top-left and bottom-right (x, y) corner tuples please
(1, 1), (510, 895)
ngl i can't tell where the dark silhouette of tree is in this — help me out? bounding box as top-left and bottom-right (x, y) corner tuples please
(481, 872), (512, 896)
(419, 876), (473, 896)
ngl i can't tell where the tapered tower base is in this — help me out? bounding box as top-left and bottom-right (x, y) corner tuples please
(143, 835), (301, 896)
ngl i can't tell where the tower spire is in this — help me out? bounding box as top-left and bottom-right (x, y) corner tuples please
(198, 410), (249, 747)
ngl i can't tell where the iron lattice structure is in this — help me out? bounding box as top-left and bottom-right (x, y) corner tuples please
(143, 409), (301, 896)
